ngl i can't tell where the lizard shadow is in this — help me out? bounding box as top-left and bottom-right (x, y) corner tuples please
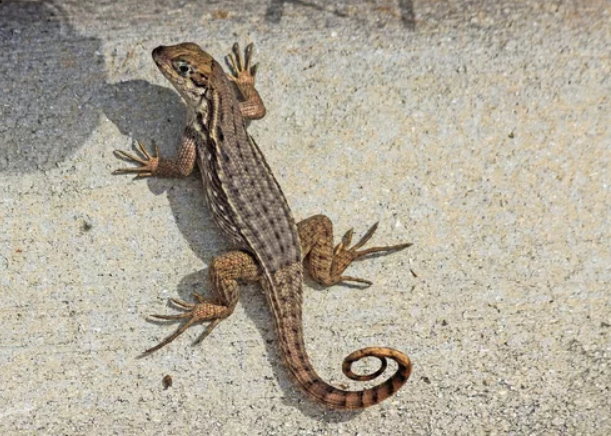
(147, 252), (366, 421)
(101, 79), (235, 301)
(103, 79), (363, 420)
(100, 80), (187, 169)
(168, 270), (363, 421)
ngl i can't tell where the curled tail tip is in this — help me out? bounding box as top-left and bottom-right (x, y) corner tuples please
(343, 347), (412, 378)
(294, 347), (411, 410)
(342, 346), (412, 407)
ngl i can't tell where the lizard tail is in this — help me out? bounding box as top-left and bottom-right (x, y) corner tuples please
(266, 264), (412, 409)
(288, 344), (412, 410)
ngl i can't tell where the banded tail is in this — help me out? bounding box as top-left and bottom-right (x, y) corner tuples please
(265, 264), (412, 409)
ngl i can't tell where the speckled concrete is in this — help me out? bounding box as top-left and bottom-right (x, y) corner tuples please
(1, 1), (610, 434)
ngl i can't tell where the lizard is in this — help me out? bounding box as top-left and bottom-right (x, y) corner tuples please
(113, 41), (413, 410)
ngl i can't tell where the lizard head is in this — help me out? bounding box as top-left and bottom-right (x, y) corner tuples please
(152, 43), (217, 108)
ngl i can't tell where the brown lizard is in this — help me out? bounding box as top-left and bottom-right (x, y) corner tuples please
(114, 42), (412, 409)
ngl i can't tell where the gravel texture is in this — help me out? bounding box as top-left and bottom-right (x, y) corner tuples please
(1, 1), (610, 434)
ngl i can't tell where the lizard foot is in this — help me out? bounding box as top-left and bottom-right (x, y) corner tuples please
(143, 293), (230, 354)
(332, 222), (412, 286)
(113, 141), (159, 177)
(226, 42), (258, 85)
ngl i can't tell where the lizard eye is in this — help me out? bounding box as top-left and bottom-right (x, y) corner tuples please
(174, 60), (192, 77)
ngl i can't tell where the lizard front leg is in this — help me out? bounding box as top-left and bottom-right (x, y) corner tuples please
(226, 42), (266, 120)
(143, 250), (261, 354)
(113, 127), (198, 178)
(297, 214), (412, 286)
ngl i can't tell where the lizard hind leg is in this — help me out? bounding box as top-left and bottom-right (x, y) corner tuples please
(142, 250), (262, 354)
(297, 215), (412, 287)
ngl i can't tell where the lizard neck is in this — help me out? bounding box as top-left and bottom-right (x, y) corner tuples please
(187, 88), (212, 134)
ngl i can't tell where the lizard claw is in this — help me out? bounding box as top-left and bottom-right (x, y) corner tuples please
(331, 222), (412, 286)
(340, 222), (412, 259)
(226, 42), (258, 84)
(113, 141), (159, 177)
(143, 295), (230, 354)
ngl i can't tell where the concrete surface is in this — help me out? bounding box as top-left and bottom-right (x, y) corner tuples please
(1, 0), (610, 434)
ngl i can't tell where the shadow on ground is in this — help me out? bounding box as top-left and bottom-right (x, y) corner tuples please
(0, 0), (103, 173)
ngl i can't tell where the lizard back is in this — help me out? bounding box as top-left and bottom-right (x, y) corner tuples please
(197, 57), (301, 274)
